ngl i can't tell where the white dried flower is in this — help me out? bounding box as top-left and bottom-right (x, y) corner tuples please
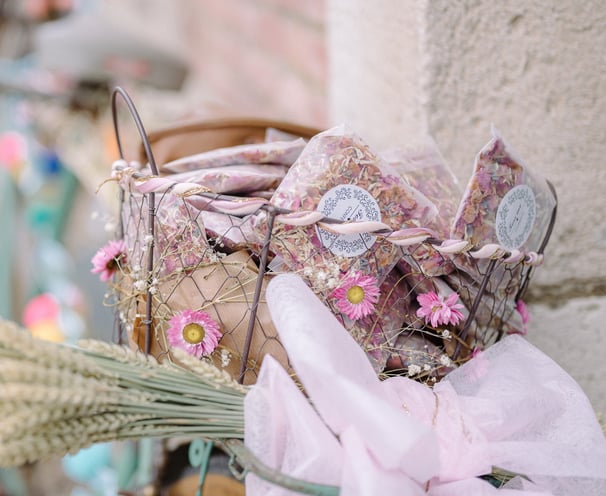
(133, 280), (147, 292)
(439, 355), (452, 367)
(407, 364), (422, 376)
(112, 159), (128, 170)
(220, 348), (231, 368)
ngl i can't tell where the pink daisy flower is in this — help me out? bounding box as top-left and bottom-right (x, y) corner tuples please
(91, 240), (127, 282)
(332, 273), (380, 321)
(166, 309), (221, 358)
(416, 291), (465, 328)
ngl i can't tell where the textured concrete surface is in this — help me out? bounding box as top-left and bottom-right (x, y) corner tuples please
(328, 0), (606, 408)
(527, 297), (606, 416)
(327, 0), (428, 143)
(422, 1), (606, 292)
(328, 0), (606, 292)
(422, 0), (606, 414)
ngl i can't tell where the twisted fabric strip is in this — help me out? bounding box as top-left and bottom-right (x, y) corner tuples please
(109, 163), (545, 267)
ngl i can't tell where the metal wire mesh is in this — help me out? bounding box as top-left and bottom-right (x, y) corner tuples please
(107, 87), (556, 389)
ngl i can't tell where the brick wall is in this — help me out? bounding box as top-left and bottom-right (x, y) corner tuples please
(182, 0), (328, 128)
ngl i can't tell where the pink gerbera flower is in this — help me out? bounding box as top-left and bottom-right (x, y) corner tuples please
(332, 273), (380, 321)
(166, 309), (221, 358)
(416, 291), (465, 328)
(91, 240), (127, 282)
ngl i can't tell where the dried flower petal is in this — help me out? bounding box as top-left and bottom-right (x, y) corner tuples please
(166, 310), (221, 358)
(332, 273), (380, 320)
(416, 291), (465, 328)
(90, 240), (127, 282)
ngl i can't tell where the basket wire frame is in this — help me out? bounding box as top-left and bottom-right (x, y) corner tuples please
(108, 86), (557, 495)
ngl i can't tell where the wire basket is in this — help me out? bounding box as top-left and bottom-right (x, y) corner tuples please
(105, 87), (557, 493)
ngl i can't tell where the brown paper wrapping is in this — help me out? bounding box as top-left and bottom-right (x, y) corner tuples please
(140, 118), (320, 167)
(126, 250), (290, 385)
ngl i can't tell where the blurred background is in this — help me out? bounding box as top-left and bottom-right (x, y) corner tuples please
(0, 0), (604, 494)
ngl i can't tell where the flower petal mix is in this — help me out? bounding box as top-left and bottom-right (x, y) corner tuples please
(332, 272), (380, 320)
(416, 291), (465, 328)
(166, 309), (221, 358)
(90, 239), (127, 282)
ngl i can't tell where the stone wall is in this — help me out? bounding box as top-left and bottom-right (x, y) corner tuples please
(328, 0), (606, 413)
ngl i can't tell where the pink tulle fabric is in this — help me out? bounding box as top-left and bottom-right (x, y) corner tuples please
(245, 274), (606, 495)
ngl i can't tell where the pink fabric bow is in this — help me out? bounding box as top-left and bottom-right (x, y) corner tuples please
(245, 274), (606, 495)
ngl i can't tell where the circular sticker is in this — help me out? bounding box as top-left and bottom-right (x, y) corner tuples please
(315, 185), (381, 257)
(496, 185), (536, 249)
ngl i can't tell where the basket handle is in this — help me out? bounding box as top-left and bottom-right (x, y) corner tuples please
(219, 439), (340, 496)
(111, 86), (159, 176)
(111, 86), (157, 355)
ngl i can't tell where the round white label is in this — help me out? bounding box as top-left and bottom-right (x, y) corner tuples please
(496, 184), (536, 249)
(315, 185), (381, 257)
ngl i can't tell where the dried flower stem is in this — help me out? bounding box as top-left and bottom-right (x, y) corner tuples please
(0, 319), (246, 468)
